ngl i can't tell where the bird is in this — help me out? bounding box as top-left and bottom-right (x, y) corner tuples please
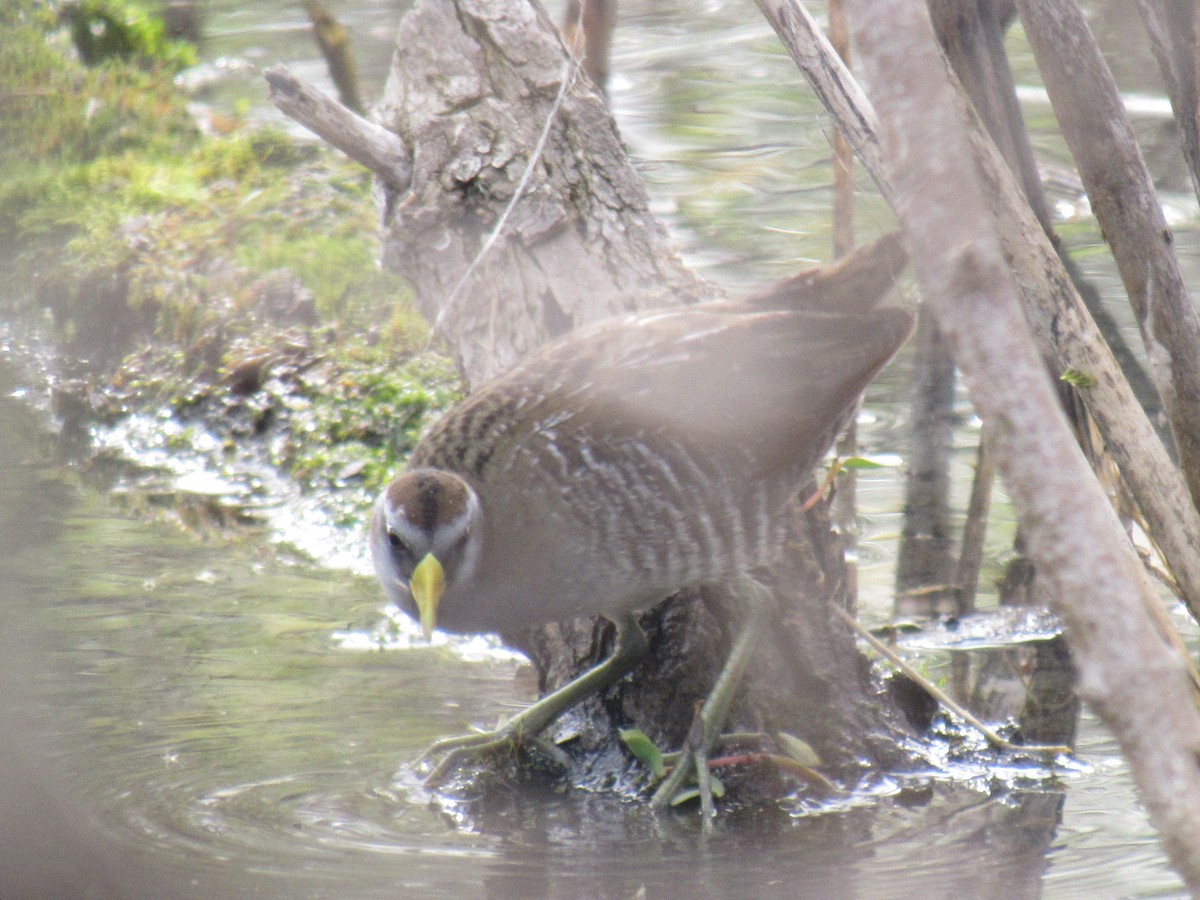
(370, 232), (912, 785)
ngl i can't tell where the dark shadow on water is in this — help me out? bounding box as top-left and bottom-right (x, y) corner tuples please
(418, 779), (1064, 899)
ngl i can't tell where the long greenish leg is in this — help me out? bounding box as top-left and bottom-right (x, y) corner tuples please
(650, 574), (771, 819)
(423, 614), (649, 785)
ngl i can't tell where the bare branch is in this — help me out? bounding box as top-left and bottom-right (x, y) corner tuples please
(1016, 0), (1200, 512)
(754, 0), (887, 200)
(761, 0), (1200, 626)
(1137, 1), (1200, 201)
(848, 0), (1200, 887)
(264, 65), (410, 193)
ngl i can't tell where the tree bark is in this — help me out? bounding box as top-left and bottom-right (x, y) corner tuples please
(370, 0), (718, 386)
(847, 0), (1200, 889)
(1137, 1), (1200, 203)
(1016, 0), (1200, 514)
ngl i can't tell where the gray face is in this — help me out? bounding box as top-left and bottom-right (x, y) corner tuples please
(369, 470), (483, 632)
(368, 493), (422, 621)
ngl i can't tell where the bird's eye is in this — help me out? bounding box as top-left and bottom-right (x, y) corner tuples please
(387, 530), (407, 552)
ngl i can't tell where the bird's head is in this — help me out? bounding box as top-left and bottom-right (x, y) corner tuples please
(369, 469), (483, 638)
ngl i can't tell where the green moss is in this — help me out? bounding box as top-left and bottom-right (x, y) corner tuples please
(0, 2), (455, 523)
(0, 15), (197, 169)
(1, 4), (427, 354)
(247, 235), (377, 316)
(63, 0), (197, 71)
(281, 349), (461, 498)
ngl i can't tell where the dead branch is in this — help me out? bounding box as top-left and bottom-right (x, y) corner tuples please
(1016, 0), (1200, 513)
(847, 0), (1200, 888)
(264, 65), (410, 193)
(1137, 1), (1200, 202)
(754, 0), (887, 200)
(759, 0), (1200, 625)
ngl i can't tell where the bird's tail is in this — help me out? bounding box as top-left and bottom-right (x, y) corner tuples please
(746, 230), (909, 316)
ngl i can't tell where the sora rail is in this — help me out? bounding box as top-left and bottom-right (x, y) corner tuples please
(369, 233), (913, 779)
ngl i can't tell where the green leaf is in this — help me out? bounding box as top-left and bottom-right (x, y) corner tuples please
(619, 728), (665, 778)
(709, 772), (726, 798)
(840, 456), (888, 471)
(668, 774), (726, 806)
(1060, 367), (1097, 389)
(776, 732), (822, 768)
(669, 786), (700, 806)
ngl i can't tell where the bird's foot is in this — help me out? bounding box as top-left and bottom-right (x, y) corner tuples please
(649, 703), (723, 828)
(421, 616), (650, 787)
(649, 575), (771, 828)
(421, 719), (567, 786)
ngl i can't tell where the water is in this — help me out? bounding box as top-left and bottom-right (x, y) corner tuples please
(2, 0), (1192, 896)
(0, 413), (1175, 898)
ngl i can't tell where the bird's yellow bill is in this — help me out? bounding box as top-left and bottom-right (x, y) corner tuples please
(411, 553), (445, 639)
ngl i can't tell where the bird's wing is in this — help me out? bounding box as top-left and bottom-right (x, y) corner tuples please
(529, 303), (915, 473)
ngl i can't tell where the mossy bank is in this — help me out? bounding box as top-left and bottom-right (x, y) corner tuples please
(0, 0), (460, 532)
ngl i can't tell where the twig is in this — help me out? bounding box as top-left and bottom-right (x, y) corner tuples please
(954, 423), (996, 616)
(754, 0), (888, 200)
(832, 605), (1071, 757)
(800, 459), (842, 512)
(263, 65), (410, 193)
